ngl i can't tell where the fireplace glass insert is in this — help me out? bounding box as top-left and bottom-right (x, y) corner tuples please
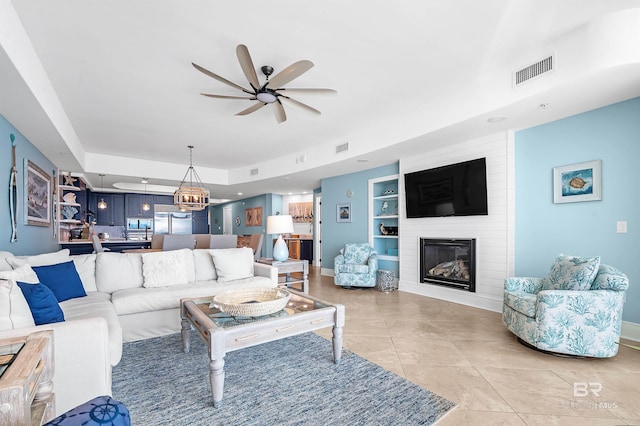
(420, 238), (476, 292)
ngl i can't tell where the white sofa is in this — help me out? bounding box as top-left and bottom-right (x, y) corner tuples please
(0, 247), (277, 415)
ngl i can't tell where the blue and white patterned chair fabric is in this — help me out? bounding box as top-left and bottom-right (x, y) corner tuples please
(334, 243), (378, 288)
(503, 254), (629, 358)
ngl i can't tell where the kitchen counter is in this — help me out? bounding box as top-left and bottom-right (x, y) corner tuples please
(60, 239), (151, 255)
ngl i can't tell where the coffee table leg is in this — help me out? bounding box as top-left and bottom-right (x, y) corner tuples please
(332, 324), (343, 364)
(181, 318), (191, 353)
(210, 357), (225, 408)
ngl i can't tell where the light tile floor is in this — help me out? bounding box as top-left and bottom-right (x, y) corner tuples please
(304, 267), (640, 425)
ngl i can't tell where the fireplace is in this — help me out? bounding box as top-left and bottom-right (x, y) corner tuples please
(420, 238), (476, 292)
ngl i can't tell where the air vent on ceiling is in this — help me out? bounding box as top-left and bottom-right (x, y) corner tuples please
(335, 142), (349, 154)
(250, 168), (259, 176)
(513, 54), (555, 87)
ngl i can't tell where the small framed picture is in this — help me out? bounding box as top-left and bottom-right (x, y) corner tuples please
(553, 160), (602, 204)
(336, 203), (352, 223)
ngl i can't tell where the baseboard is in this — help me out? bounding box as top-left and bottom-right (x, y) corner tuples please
(400, 280), (503, 313)
(321, 267), (334, 277)
(621, 321), (640, 343)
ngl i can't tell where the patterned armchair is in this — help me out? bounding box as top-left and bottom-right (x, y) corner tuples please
(503, 255), (628, 358)
(334, 243), (378, 288)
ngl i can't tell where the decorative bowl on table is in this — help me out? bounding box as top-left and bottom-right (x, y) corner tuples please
(211, 287), (291, 317)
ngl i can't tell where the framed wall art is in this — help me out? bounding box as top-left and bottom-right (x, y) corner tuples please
(336, 203), (352, 223)
(24, 159), (52, 226)
(553, 160), (602, 204)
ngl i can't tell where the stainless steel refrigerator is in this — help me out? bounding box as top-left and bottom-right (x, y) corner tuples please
(153, 205), (192, 234)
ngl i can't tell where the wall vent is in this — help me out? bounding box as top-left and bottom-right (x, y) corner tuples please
(250, 168), (259, 176)
(513, 54), (554, 86)
(335, 142), (349, 154)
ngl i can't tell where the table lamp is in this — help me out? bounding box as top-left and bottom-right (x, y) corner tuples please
(267, 215), (294, 262)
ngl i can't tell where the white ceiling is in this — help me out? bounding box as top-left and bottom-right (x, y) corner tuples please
(1, 1), (639, 202)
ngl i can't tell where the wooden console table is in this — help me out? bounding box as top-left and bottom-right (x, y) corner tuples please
(258, 258), (309, 294)
(0, 330), (55, 425)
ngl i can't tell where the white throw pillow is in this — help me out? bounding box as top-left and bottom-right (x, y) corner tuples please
(0, 251), (14, 272)
(193, 249), (217, 281)
(7, 249), (71, 268)
(0, 264), (39, 284)
(210, 248), (255, 282)
(72, 254), (98, 292)
(0, 278), (37, 331)
(142, 250), (189, 288)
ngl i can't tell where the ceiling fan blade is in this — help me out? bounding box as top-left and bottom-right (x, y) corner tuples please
(200, 93), (255, 100)
(266, 60), (314, 89)
(236, 44), (260, 90)
(236, 102), (266, 116)
(192, 62), (250, 92)
(279, 96), (321, 115)
(277, 88), (337, 95)
(273, 100), (287, 123)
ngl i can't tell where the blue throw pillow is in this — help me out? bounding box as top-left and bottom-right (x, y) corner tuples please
(17, 282), (65, 325)
(32, 261), (87, 302)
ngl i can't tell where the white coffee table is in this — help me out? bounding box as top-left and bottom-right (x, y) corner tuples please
(180, 289), (345, 408)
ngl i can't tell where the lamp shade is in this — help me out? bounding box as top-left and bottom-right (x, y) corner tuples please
(266, 215), (294, 235)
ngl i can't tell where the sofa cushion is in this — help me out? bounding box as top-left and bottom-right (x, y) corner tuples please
(541, 254), (600, 291)
(59, 292), (123, 366)
(338, 264), (370, 274)
(72, 254), (98, 292)
(32, 261), (87, 302)
(0, 279), (35, 330)
(111, 276), (274, 316)
(96, 253), (143, 293)
(141, 250), (189, 288)
(591, 264), (630, 291)
(193, 249), (217, 281)
(7, 249), (71, 267)
(17, 281), (65, 325)
(210, 248), (254, 282)
(504, 291), (537, 318)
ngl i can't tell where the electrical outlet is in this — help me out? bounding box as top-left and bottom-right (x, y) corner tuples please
(616, 221), (627, 233)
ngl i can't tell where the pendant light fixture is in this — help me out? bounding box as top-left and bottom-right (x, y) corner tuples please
(174, 145), (209, 211)
(97, 174), (107, 210)
(141, 178), (151, 211)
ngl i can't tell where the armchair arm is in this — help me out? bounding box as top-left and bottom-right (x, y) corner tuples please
(504, 276), (543, 294)
(334, 254), (346, 270)
(367, 254), (378, 274)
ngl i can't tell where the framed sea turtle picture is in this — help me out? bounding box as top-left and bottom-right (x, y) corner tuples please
(553, 160), (602, 204)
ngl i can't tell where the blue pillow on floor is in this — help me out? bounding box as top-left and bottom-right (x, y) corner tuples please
(32, 260), (87, 302)
(17, 282), (65, 325)
(43, 395), (130, 426)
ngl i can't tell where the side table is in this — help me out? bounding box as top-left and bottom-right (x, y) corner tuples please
(258, 258), (309, 294)
(0, 330), (55, 425)
(376, 270), (397, 292)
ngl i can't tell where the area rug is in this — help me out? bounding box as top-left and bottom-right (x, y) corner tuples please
(112, 331), (456, 425)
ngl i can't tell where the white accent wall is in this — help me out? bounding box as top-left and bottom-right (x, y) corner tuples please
(399, 131), (515, 313)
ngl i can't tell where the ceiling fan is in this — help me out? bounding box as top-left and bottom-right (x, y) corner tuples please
(192, 44), (336, 123)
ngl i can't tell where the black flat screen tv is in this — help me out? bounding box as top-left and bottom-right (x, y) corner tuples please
(404, 158), (488, 218)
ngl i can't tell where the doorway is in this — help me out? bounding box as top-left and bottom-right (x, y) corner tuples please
(223, 206), (232, 235)
(314, 194), (322, 267)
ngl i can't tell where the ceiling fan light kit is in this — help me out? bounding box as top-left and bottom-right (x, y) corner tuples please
(192, 44), (336, 123)
(174, 146), (210, 211)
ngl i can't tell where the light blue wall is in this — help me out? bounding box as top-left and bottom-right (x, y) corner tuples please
(515, 97), (639, 323)
(320, 162), (399, 269)
(0, 115), (60, 255)
(210, 193), (285, 258)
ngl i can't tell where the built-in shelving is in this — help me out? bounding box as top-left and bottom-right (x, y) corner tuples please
(368, 174), (399, 278)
